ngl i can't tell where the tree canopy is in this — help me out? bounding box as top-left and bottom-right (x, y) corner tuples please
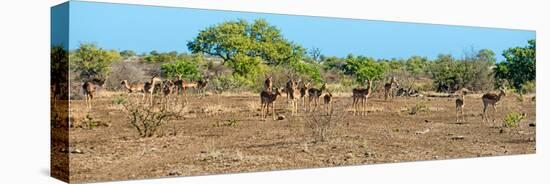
(494, 39), (536, 92)
(187, 19), (305, 76)
(70, 43), (121, 80)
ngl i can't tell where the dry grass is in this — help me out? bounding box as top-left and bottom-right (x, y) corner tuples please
(66, 92), (536, 183)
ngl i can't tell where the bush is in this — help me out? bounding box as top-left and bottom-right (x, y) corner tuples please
(106, 62), (147, 90)
(210, 74), (249, 93)
(112, 95), (128, 105)
(504, 112), (525, 128)
(408, 102), (429, 115)
(161, 59), (202, 80)
(304, 109), (343, 143)
(122, 95), (186, 137)
(520, 81), (536, 94)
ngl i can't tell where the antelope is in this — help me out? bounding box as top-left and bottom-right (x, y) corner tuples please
(323, 91), (333, 114)
(384, 77), (399, 100)
(284, 79), (298, 102)
(120, 80), (145, 93)
(285, 79), (300, 116)
(196, 79), (209, 95)
(455, 89), (468, 122)
(260, 87), (283, 120)
(143, 75), (163, 105)
(481, 88), (507, 123)
(173, 80), (198, 95)
(299, 81), (310, 109)
(163, 80), (175, 96)
(352, 79), (373, 116)
(82, 78), (105, 110)
(306, 83), (326, 112)
(264, 76), (273, 92)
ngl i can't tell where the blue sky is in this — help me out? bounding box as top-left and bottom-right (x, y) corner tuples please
(52, 1), (535, 61)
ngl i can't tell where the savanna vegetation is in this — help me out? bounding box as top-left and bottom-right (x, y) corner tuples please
(50, 19), (536, 183)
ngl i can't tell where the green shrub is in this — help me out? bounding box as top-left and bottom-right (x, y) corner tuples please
(408, 102), (429, 115)
(161, 59), (201, 80)
(112, 95), (128, 105)
(504, 112), (525, 128)
(521, 81), (536, 94)
(211, 75), (249, 93)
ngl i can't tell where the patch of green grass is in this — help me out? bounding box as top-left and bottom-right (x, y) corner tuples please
(112, 95), (128, 105)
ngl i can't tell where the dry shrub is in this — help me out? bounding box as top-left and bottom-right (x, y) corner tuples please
(304, 108), (344, 143)
(408, 102), (429, 115)
(122, 95), (186, 137)
(69, 108), (85, 128)
(106, 62), (147, 90)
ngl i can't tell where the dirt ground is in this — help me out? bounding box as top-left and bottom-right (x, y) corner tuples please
(60, 91), (536, 183)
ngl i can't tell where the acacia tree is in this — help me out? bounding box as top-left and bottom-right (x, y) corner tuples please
(494, 40), (536, 92)
(71, 43), (121, 81)
(187, 19), (304, 77)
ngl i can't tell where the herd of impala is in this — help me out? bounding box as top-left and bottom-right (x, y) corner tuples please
(258, 76), (508, 123)
(81, 74), (509, 123)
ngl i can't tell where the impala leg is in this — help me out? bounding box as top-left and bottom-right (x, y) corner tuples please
(272, 102), (277, 120)
(461, 108), (465, 122)
(362, 99), (366, 116)
(456, 107), (458, 122)
(482, 104), (488, 122)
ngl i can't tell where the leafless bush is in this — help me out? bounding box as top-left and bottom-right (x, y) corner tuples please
(122, 95), (186, 137)
(304, 108), (344, 143)
(106, 62), (147, 90)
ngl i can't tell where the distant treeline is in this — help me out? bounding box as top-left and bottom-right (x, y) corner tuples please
(52, 19), (536, 94)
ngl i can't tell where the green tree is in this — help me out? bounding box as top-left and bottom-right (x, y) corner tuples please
(343, 54), (387, 83)
(495, 40), (536, 92)
(289, 60), (323, 83)
(461, 49), (496, 91)
(71, 43), (121, 80)
(187, 19), (304, 76)
(405, 56), (429, 76)
(429, 54), (464, 92)
(160, 55), (203, 80)
(120, 50), (136, 59)
(51, 46), (69, 84)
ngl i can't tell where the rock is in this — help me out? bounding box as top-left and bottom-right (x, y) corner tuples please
(71, 149), (84, 154)
(415, 128), (430, 135)
(450, 136), (465, 140)
(60, 148), (68, 153)
(277, 115), (285, 120)
(344, 153), (354, 160)
(364, 151), (376, 157)
(168, 171), (182, 176)
(529, 122), (536, 127)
